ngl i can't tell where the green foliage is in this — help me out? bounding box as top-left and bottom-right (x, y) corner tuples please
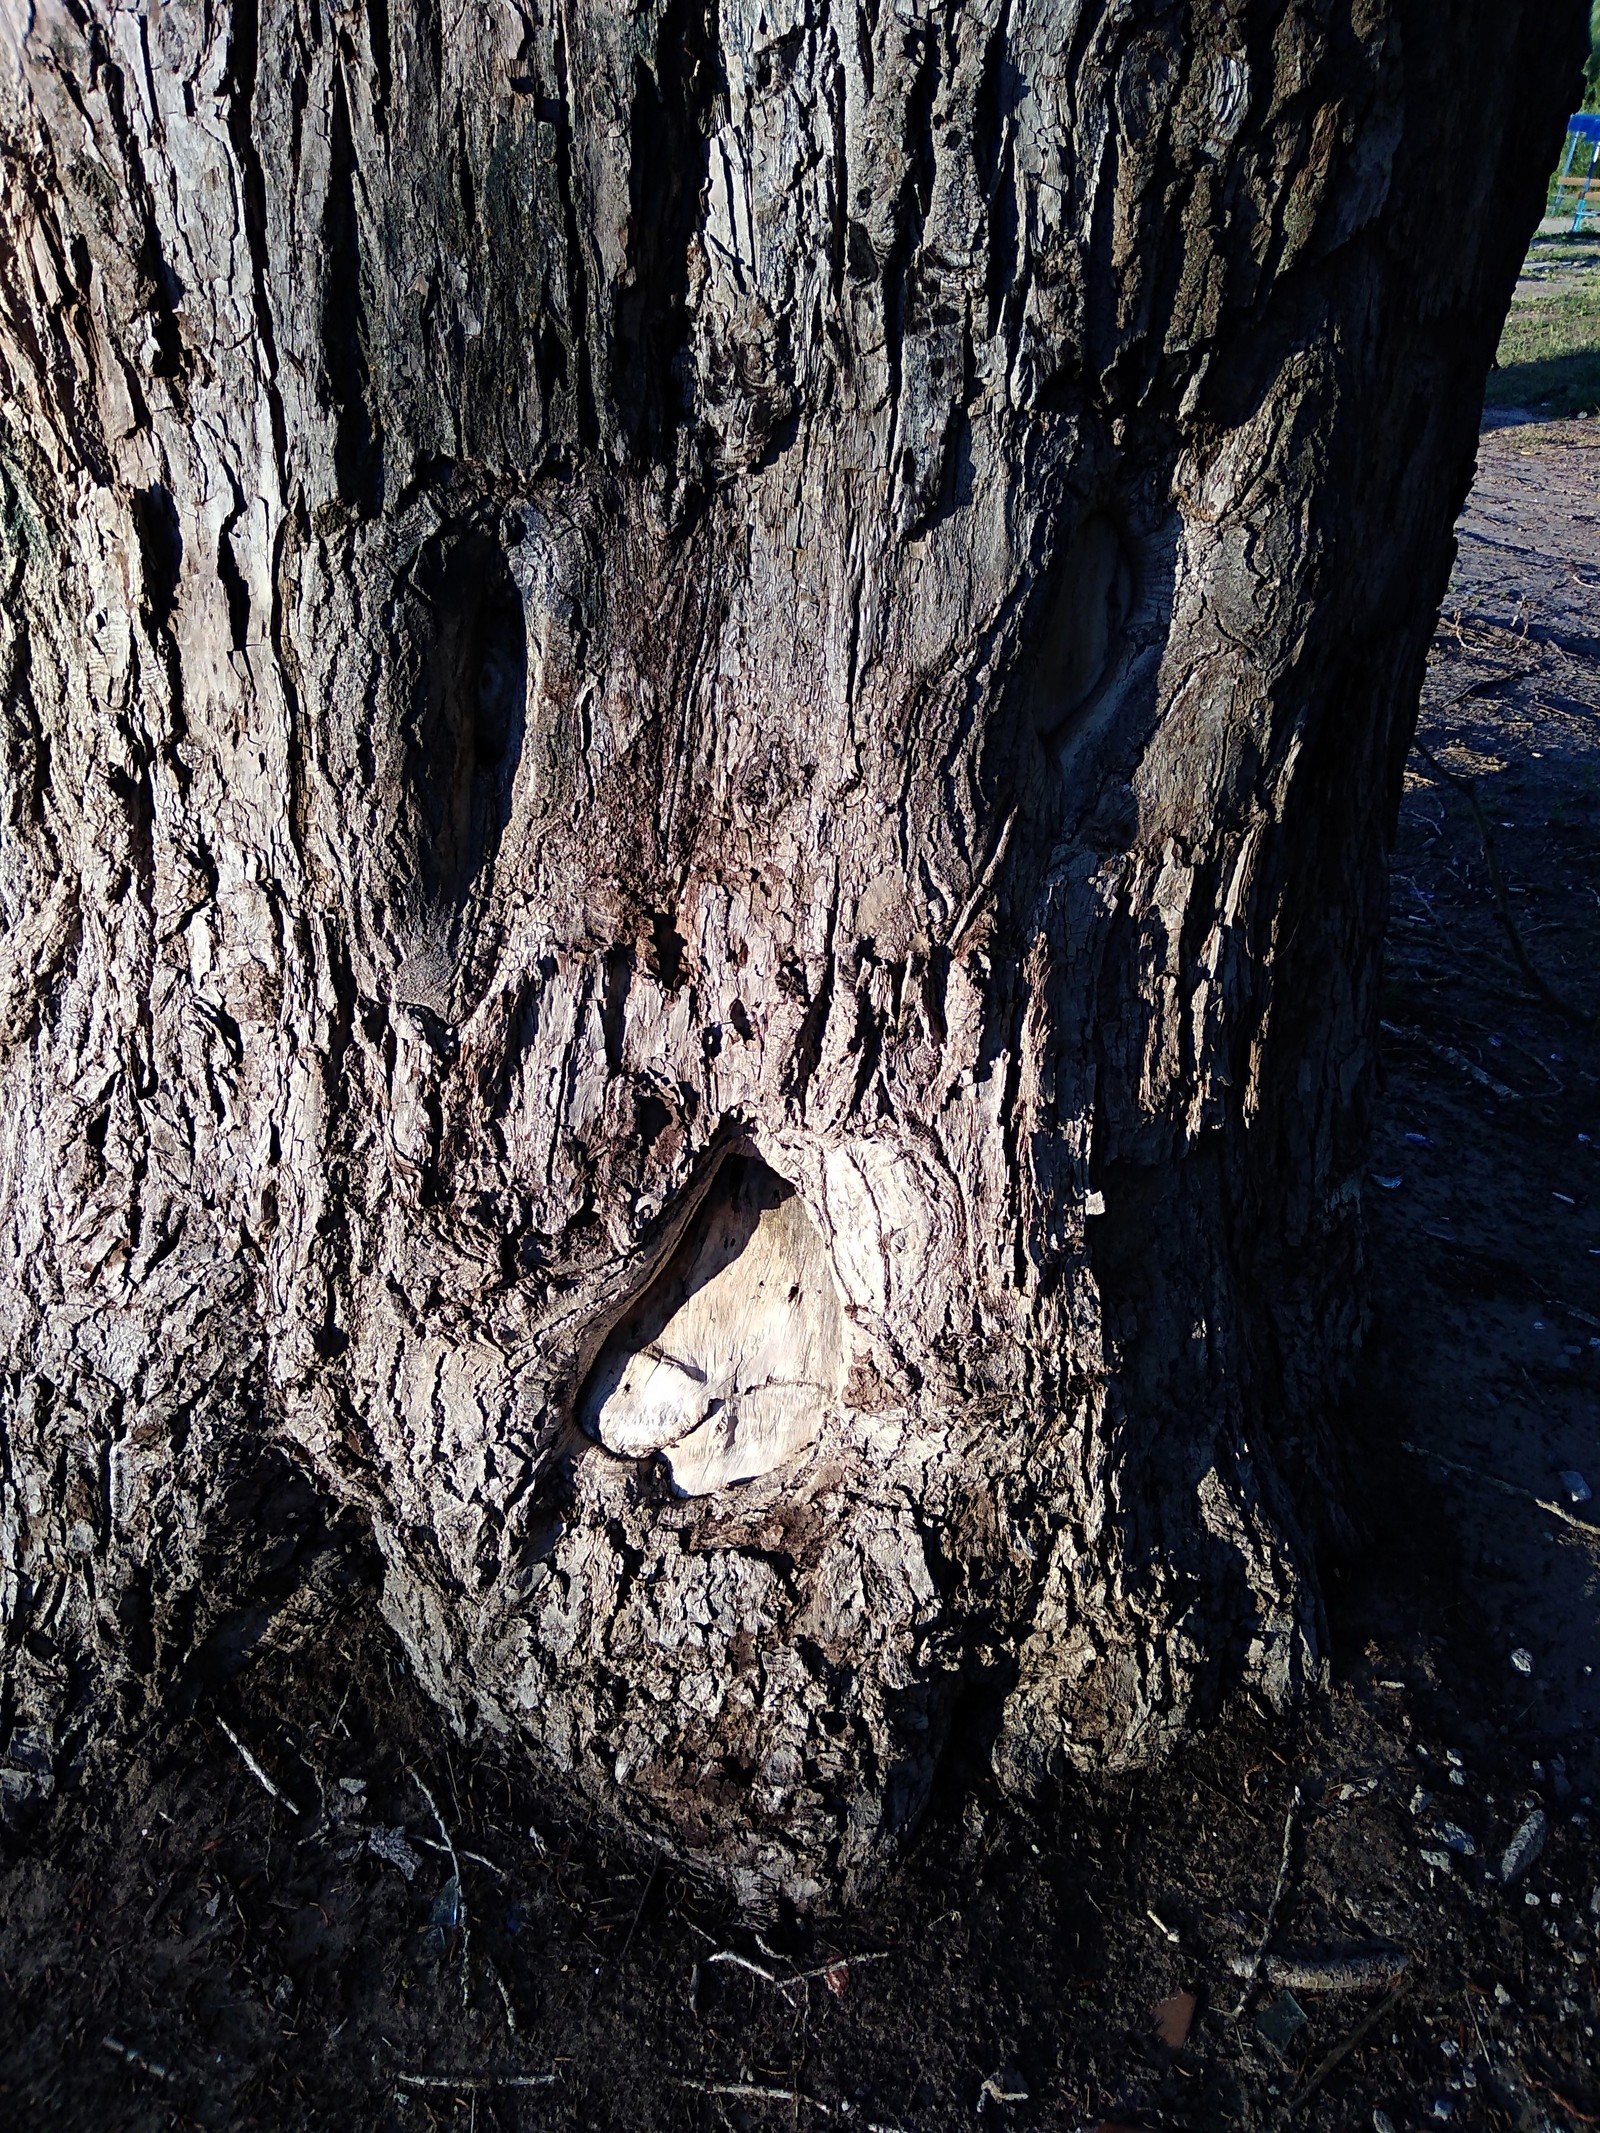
(1587, 1), (1600, 112)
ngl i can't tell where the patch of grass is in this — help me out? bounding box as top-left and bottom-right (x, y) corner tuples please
(1485, 235), (1600, 418)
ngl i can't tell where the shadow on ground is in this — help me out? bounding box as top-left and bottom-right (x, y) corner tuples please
(1485, 231), (1600, 419)
(1487, 349), (1600, 420)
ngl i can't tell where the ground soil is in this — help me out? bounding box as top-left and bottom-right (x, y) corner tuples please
(3, 409), (1598, 2132)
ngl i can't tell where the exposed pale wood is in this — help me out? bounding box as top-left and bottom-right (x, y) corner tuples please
(581, 1156), (847, 1495)
(0, 0), (1579, 1904)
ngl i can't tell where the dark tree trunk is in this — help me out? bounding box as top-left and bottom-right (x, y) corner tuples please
(0, 0), (1581, 1901)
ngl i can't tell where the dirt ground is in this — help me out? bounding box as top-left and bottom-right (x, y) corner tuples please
(3, 413), (1599, 2131)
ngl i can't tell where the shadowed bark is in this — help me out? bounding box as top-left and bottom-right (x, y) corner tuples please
(0, 0), (1580, 1902)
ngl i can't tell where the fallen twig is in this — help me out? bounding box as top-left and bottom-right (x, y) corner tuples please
(1230, 1785), (1302, 2018)
(707, 1948), (786, 1984)
(395, 2071), (557, 2093)
(706, 1946), (894, 1997)
(491, 1962), (520, 2038)
(978, 2070), (1030, 2108)
(1289, 1982), (1410, 2113)
(1379, 1021), (1521, 1101)
(413, 1833), (501, 1875)
(679, 2079), (833, 2111)
(1423, 667), (1526, 713)
(407, 1763), (470, 2009)
(618, 1856), (658, 1963)
(796, 1950), (892, 1985)
(102, 2035), (174, 2083)
(1402, 1441), (1600, 1548)
(1412, 738), (1595, 1028)
(1225, 1947), (1409, 1992)
(218, 1719), (299, 1816)
(1529, 2076), (1600, 2126)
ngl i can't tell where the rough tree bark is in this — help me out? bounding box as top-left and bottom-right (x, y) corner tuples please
(0, 0), (1579, 1902)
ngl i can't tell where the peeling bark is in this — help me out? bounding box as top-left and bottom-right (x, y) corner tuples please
(0, 0), (1580, 1902)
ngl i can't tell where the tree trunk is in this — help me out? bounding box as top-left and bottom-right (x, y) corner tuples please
(0, 0), (1579, 1903)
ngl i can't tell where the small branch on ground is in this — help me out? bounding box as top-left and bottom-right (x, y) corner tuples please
(407, 1762), (470, 2009)
(679, 2079), (834, 2111)
(413, 1832), (501, 1875)
(978, 2070), (1031, 2108)
(1225, 1948), (1409, 1992)
(707, 1948), (786, 1984)
(617, 1855), (657, 1962)
(102, 2036), (175, 2083)
(705, 1946), (894, 1997)
(1379, 1021), (1521, 1101)
(491, 1965), (520, 2038)
(1402, 1442), (1600, 1552)
(1290, 1983), (1410, 2114)
(1230, 1784), (1303, 2018)
(217, 1719), (300, 1816)
(1529, 2077), (1600, 2126)
(394, 2071), (557, 2092)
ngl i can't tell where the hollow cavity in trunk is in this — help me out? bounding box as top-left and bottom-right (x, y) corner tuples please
(579, 1155), (846, 1496)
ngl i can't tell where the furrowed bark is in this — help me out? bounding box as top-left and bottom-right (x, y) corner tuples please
(0, 0), (1580, 1902)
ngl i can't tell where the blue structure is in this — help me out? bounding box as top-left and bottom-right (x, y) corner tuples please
(1555, 114), (1600, 233)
